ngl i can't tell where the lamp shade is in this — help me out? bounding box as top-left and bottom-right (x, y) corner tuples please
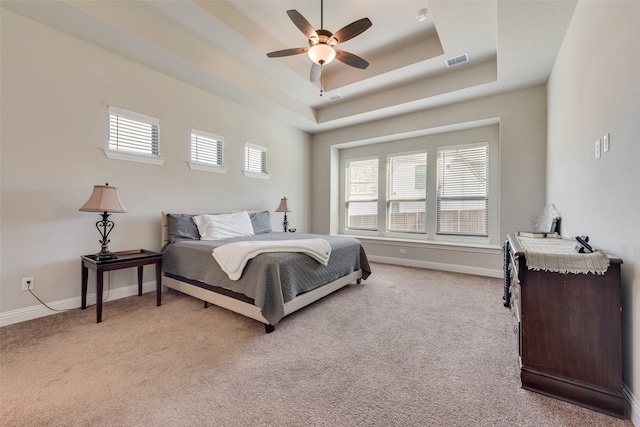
(79, 184), (128, 213)
(308, 44), (336, 65)
(275, 197), (291, 213)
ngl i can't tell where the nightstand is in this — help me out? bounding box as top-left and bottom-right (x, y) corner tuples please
(81, 249), (163, 323)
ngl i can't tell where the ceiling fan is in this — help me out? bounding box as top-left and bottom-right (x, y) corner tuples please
(266, 0), (372, 94)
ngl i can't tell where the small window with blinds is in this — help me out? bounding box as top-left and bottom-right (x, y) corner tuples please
(189, 129), (224, 172)
(387, 151), (427, 233)
(108, 107), (159, 156)
(243, 143), (268, 179)
(436, 143), (489, 236)
(345, 157), (378, 231)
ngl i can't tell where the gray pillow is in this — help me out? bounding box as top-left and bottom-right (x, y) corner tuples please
(167, 214), (200, 242)
(250, 211), (272, 234)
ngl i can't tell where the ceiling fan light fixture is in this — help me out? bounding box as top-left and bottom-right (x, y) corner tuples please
(308, 43), (336, 65)
(266, 1), (371, 84)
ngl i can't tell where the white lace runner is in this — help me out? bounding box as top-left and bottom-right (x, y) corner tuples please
(517, 235), (610, 275)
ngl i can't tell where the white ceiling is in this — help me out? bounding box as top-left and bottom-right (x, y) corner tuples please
(1, 0), (578, 133)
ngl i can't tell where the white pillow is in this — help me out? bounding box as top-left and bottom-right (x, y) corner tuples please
(192, 212), (255, 240)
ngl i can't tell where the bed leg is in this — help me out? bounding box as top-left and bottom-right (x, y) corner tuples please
(265, 324), (275, 334)
(356, 278), (362, 284)
(204, 301), (209, 308)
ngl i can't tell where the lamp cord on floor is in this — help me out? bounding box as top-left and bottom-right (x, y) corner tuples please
(27, 288), (70, 312)
(27, 272), (112, 312)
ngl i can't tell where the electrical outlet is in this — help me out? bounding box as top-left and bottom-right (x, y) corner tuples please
(21, 277), (35, 291)
(595, 139), (601, 159)
(603, 133), (610, 152)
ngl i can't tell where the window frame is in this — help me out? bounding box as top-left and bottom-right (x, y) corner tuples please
(104, 106), (164, 166)
(243, 142), (269, 179)
(188, 129), (226, 174)
(345, 156), (379, 232)
(436, 142), (489, 237)
(386, 150), (428, 234)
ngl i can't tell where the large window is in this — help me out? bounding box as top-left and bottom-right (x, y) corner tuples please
(108, 107), (159, 156)
(341, 128), (495, 243)
(345, 157), (378, 230)
(436, 144), (489, 236)
(387, 151), (427, 233)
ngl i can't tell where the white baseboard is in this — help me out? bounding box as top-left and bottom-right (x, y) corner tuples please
(0, 281), (157, 327)
(367, 255), (503, 278)
(624, 384), (639, 426)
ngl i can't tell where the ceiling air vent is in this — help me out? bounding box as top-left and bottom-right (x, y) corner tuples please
(445, 53), (469, 67)
(326, 93), (343, 101)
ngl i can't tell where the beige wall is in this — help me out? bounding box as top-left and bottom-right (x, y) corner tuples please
(547, 1), (640, 420)
(311, 86), (548, 274)
(0, 10), (310, 316)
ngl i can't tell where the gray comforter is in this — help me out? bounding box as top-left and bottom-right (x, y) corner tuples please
(162, 233), (371, 325)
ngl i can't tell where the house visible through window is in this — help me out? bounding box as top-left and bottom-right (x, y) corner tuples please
(243, 143), (268, 179)
(345, 157), (378, 230)
(108, 107), (159, 156)
(191, 129), (224, 167)
(436, 143), (489, 236)
(387, 151), (427, 233)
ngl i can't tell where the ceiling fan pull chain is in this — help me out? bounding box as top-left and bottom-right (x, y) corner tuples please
(320, 64), (324, 96)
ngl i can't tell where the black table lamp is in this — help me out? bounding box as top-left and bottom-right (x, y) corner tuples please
(275, 197), (291, 232)
(79, 183), (128, 260)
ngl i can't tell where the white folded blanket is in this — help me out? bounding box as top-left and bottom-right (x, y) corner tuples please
(212, 238), (332, 280)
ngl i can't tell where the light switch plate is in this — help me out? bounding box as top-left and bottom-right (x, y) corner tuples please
(595, 139), (601, 159)
(603, 133), (610, 152)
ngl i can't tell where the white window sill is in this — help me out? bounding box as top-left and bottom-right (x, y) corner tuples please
(243, 170), (269, 180)
(104, 149), (164, 166)
(339, 233), (501, 253)
(189, 162), (227, 174)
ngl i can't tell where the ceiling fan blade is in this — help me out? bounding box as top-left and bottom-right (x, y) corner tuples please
(330, 17), (372, 44)
(310, 63), (322, 82)
(334, 50), (369, 69)
(286, 10), (318, 40)
(267, 47), (309, 58)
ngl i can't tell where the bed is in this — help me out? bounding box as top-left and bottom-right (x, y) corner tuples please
(161, 211), (371, 332)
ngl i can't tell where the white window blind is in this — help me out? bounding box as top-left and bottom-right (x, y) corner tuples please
(244, 143), (267, 174)
(191, 129), (223, 166)
(345, 157), (378, 230)
(436, 143), (489, 236)
(387, 151), (427, 233)
(108, 107), (159, 156)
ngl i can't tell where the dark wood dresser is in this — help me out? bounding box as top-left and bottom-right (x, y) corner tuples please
(505, 233), (624, 418)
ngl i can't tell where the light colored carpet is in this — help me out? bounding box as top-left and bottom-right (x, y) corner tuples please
(0, 263), (632, 426)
